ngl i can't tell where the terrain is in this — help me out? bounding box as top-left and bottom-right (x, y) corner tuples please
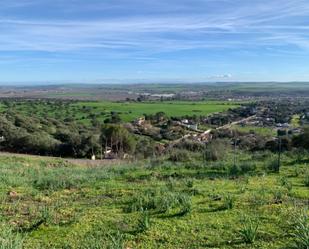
(2, 99), (238, 123)
(0, 83), (307, 249)
(0, 151), (308, 249)
(2, 82), (309, 101)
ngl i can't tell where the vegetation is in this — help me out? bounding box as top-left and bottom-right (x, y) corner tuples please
(0, 99), (238, 124)
(0, 150), (306, 248)
(0, 95), (308, 248)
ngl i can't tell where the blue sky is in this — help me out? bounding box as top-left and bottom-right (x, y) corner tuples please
(1, 0), (309, 83)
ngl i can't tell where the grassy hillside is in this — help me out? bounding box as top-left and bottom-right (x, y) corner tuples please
(0, 152), (308, 248)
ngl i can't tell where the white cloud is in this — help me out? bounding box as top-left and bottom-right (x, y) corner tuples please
(0, 0), (309, 55)
(207, 74), (233, 79)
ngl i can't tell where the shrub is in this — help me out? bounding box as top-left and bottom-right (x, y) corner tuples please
(204, 139), (229, 161)
(229, 162), (256, 177)
(239, 162), (257, 174)
(266, 159), (279, 173)
(229, 164), (241, 176)
(252, 151), (272, 161)
(169, 149), (191, 162)
(239, 217), (259, 244)
(174, 139), (205, 152)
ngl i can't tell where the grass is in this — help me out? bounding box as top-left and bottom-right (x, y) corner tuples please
(3, 100), (239, 124)
(239, 217), (259, 244)
(73, 100), (239, 122)
(232, 125), (276, 137)
(291, 114), (301, 128)
(291, 210), (309, 249)
(0, 153), (307, 248)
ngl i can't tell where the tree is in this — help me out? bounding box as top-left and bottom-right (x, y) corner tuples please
(104, 112), (122, 124)
(135, 137), (155, 158)
(100, 125), (136, 156)
(292, 126), (309, 150)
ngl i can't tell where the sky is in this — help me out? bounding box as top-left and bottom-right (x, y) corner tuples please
(1, 0), (309, 84)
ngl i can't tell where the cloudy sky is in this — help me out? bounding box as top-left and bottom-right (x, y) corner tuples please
(1, 0), (309, 83)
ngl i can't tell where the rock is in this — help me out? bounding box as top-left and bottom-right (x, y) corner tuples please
(8, 191), (18, 197)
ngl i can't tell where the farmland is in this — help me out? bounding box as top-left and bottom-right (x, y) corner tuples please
(3, 82), (309, 101)
(73, 101), (239, 122)
(0, 151), (308, 249)
(5, 100), (239, 123)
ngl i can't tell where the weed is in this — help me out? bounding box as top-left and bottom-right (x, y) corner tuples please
(137, 210), (151, 232)
(125, 192), (156, 213)
(272, 189), (286, 204)
(222, 194), (235, 210)
(291, 210), (309, 249)
(169, 149), (191, 162)
(185, 179), (194, 188)
(304, 173), (309, 187)
(239, 217), (259, 244)
(177, 194), (192, 215)
(279, 177), (293, 192)
(266, 159), (279, 173)
(108, 231), (125, 249)
(0, 225), (23, 249)
(229, 164), (241, 177)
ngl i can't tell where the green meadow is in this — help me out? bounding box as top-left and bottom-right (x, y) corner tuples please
(73, 101), (239, 122)
(232, 125), (277, 137)
(6, 100), (239, 123)
(0, 152), (308, 249)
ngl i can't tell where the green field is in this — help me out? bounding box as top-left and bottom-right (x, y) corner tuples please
(221, 82), (309, 93)
(73, 101), (239, 122)
(7, 100), (239, 123)
(0, 152), (308, 248)
(232, 125), (276, 137)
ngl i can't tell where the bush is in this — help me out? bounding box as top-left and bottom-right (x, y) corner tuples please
(174, 139), (205, 152)
(266, 159), (279, 172)
(204, 139), (229, 161)
(239, 162), (257, 174)
(229, 164), (241, 176)
(169, 149), (191, 162)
